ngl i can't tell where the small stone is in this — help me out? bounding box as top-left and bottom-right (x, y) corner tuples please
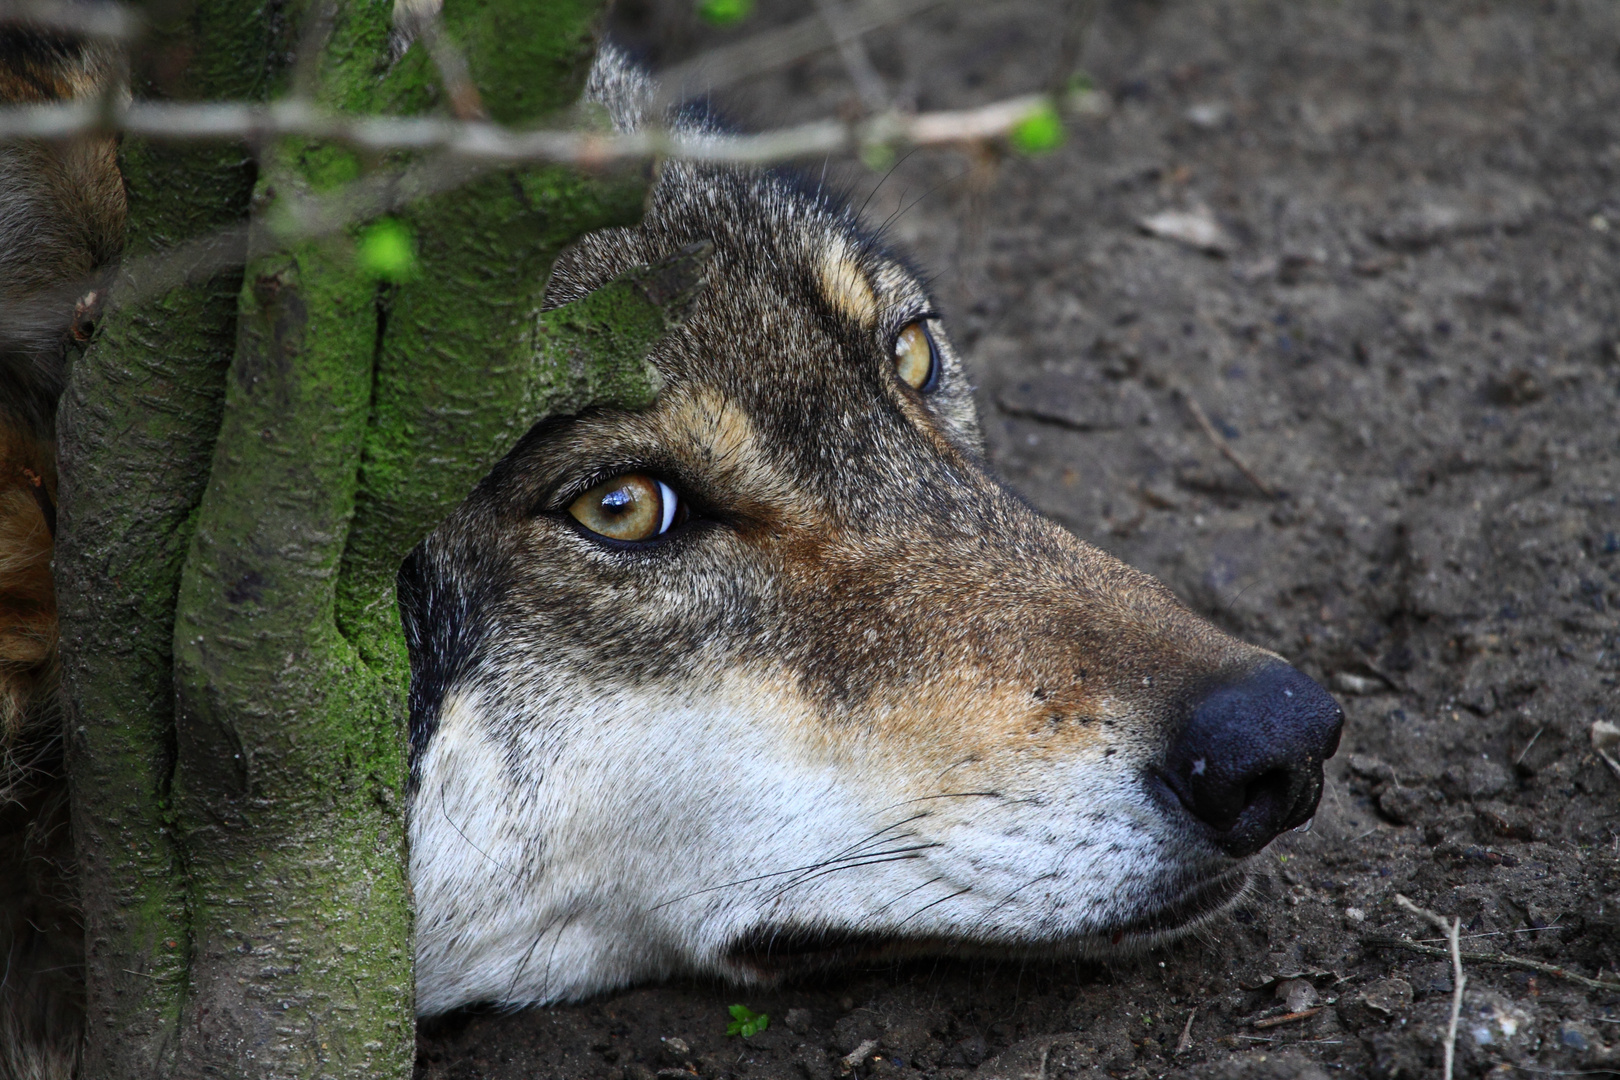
(1139, 207), (1233, 254)
(1439, 759), (1510, 801)
(1276, 978), (1320, 1013)
(1344, 906), (1367, 923)
(1359, 978), (1414, 1018)
(1559, 1026), (1590, 1052)
(1349, 754), (1396, 782)
(1475, 800), (1535, 840)
(1184, 101), (1230, 128)
(784, 1008), (812, 1035)
(658, 1037), (691, 1067)
(1485, 368), (1545, 405)
(1378, 784), (1436, 825)
(1333, 672), (1383, 695)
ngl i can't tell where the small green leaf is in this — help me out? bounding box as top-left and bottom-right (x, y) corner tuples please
(696, 0), (754, 25)
(726, 1004), (769, 1037)
(1009, 101), (1065, 155)
(356, 219), (417, 282)
(859, 141), (897, 173)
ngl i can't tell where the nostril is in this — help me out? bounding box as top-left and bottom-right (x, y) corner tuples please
(1164, 662), (1343, 857)
(1243, 769), (1294, 811)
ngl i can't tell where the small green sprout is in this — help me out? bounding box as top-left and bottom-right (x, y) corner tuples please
(859, 141), (897, 173)
(356, 219), (417, 282)
(696, 0), (754, 25)
(727, 1004), (769, 1037)
(1009, 101), (1065, 155)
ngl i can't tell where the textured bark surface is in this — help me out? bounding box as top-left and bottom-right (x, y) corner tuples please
(54, 2), (277, 1075)
(57, 0), (695, 1076)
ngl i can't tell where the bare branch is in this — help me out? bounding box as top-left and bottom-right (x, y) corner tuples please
(652, 0), (947, 112)
(813, 0), (890, 113)
(415, 14), (487, 120)
(0, 91), (1051, 163)
(0, 90), (1054, 335)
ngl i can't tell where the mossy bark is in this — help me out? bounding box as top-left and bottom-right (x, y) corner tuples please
(54, 2), (278, 1076)
(59, 0), (701, 1077)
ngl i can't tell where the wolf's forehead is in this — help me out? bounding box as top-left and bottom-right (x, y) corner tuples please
(553, 167), (929, 351)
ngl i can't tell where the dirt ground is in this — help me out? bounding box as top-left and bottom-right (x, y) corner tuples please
(415, 1), (1620, 1076)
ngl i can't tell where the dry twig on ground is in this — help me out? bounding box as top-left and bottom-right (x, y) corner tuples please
(1364, 935), (1620, 994)
(1176, 387), (1281, 498)
(1395, 895), (1467, 1080)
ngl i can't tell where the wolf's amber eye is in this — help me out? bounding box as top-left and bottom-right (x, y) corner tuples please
(894, 321), (938, 391)
(568, 474), (685, 543)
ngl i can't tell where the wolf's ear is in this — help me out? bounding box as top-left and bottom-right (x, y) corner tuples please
(0, 27), (126, 440)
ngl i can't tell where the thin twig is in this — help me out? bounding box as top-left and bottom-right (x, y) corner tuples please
(1364, 936), (1620, 994)
(1045, 0), (1102, 97)
(1175, 1008), (1197, 1054)
(1178, 386), (1280, 499)
(1513, 727), (1544, 766)
(1252, 1007), (1324, 1030)
(1593, 721), (1620, 783)
(0, 93), (1050, 162)
(653, 0), (948, 112)
(0, 90), (1050, 330)
(1395, 895), (1466, 1080)
(415, 13), (486, 120)
(813, 0), (889, 112)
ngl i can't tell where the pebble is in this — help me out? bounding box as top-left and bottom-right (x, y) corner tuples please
(1139, 207), (1233, 254)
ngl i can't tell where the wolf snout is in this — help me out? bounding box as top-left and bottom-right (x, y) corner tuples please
(1159, 663), (1343, 858)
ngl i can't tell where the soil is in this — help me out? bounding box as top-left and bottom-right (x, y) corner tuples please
(415, 1), (1620, 1077)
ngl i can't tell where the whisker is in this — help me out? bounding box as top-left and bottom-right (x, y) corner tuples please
(649, 811), (938, 910)
(538, 908), (579, 1003)
(894, 886), (973, 930)
(868, 790), (1002, 816)
(647, 822), (928, 910)
(877, 164), (974, 237)
(439, 782), (521, 882)
(502, 914), (559, 1005)
(857, 146), (921, 221)
(763, 845), (942, 902)
(870, 875), (948, 917)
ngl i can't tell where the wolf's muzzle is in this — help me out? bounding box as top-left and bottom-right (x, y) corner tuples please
(1159, 663), (1344, 857)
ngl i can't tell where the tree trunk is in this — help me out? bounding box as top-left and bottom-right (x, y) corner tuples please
(55, 2), (277, 1074)
(57, 0), (699, 1075)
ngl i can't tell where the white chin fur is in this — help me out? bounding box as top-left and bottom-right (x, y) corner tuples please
(408, 680), (1231, 1015)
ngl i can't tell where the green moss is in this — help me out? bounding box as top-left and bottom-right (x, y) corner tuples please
(55, 4), (283, 1076)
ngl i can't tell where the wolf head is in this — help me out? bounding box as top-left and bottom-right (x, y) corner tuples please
(400, 48), (1341, 1014)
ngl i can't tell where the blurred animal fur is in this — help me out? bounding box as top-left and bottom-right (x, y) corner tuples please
(0, 25), (123, 1080)
(0, 25), (1340, 1080)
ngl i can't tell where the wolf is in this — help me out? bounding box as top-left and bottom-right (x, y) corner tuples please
(0, 22), (1341, 1077)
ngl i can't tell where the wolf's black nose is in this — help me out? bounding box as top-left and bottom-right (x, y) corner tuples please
(1162, 663), (1343, 857)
